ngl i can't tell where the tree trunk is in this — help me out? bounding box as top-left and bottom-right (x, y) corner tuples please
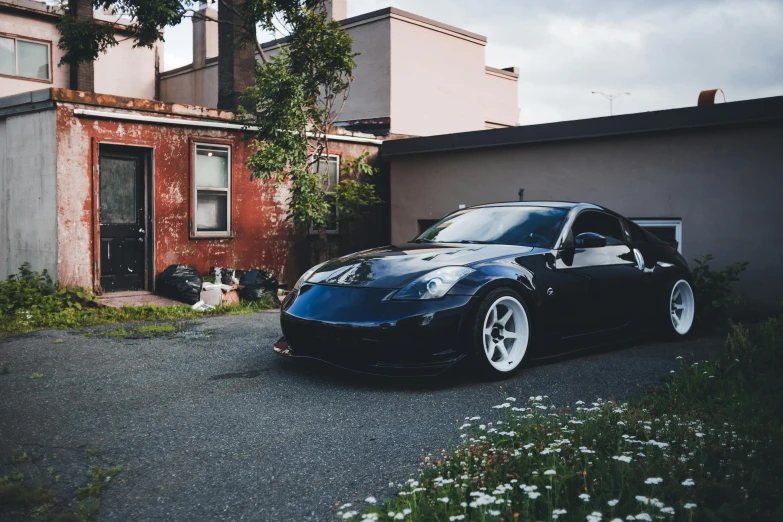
(318, 229), (328, 263)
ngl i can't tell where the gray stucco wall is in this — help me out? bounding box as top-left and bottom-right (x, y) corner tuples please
(0, 109), (58, 280)
(390, 122), (783, 312)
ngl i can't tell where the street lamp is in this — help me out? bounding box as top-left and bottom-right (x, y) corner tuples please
(592, 91), (630, 116)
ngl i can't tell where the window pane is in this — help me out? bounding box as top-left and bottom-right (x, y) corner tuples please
(572, 211), (624, 242)
(196, 191), (228, 232)
(17, 40), (49, 80)
(316, 156), (339, 192)
(0, 37), (14, 75)
(195, 146), (228, 188)
(100, 157), (138, 225)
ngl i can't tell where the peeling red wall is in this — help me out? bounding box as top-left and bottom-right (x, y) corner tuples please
(55, 103), (299, 290)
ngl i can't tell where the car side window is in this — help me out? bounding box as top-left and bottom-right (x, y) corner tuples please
(571, 211), (625, 245)
(624, 220), (647, 243)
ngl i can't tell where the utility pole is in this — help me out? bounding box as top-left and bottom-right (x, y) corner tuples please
(591, 91), (630, 116)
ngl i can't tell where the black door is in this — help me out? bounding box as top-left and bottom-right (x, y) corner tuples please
(552, 210), (646, 341)
(99, 147), (146, 291)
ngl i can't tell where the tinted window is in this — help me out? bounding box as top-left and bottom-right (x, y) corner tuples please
(416, 206), (569, 248)
(571, 211), (624, 243)
(625, 220), (648, 243)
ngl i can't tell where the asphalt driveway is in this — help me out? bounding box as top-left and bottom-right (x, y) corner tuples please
(0, 313), (723, 521)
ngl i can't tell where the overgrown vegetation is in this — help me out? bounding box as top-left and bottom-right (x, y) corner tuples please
(691, 254), (749, 329)
(351, 313), (783, 522)
(0, 462), (125, 521)
(0, 264), (276, 337)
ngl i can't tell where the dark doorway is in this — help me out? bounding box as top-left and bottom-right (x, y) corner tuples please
(99, 146), (150, 292)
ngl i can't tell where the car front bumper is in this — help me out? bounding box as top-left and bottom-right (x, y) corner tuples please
(275, 283), (477, 376)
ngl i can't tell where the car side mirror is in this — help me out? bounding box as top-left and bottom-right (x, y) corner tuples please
(575, 232), (607, 248)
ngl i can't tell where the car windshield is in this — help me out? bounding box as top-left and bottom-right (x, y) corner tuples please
(415, 206), (569, 248)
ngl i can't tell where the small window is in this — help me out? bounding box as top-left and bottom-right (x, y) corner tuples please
(571, 211), (625, 244)
(418, 219), (440, 235)
(633, 219), (682, 253)
(193, 144), (231, 236)
(310, 155), (340, 234)
(0, 35), (50, 81)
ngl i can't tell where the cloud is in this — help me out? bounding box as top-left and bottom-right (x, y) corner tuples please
(163, 0), (783, 125)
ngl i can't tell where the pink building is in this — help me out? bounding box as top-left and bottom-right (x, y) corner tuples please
(159, 0), (520, 137)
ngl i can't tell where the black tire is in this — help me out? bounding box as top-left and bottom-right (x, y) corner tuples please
(658, 278), (696, 340)
(470, 287), (532, 379)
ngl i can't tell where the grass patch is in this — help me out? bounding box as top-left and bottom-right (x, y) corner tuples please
(0, 293), (277, 337)
(353, 315), (783, 522)
(0, 474), (52, 509)
(0, 465), (126, 522)
(1, 362), (8, 374)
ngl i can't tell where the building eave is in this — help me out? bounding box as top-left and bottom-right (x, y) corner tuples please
(382, 96), (783, 158)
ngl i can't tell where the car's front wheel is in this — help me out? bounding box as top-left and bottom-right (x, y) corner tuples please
(472, 288), (531, 378)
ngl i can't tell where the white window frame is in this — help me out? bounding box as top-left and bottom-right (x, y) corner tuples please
(192, 142), (232, 238)
(633, 219), (682, 253)
(0, 34), (51, 82)
(309, 154), (340, 235)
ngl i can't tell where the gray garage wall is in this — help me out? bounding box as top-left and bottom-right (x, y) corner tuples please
(390, 122), (783, 313)
(0, 110), (58, 281)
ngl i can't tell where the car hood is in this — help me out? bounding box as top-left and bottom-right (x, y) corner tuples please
(307, 243), (534, 289)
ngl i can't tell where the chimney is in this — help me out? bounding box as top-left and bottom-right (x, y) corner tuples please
(324, 0), (347, 21)
(698, 89), (726, 106)
(218, 0), (255, 111)
(69, 0), (94, 92)
(193, 1), (218, 68)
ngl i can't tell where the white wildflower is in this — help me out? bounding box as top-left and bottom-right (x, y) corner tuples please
(449, 516), (465, 521)
(612, 455), (633, 463)
(634, 514), (652, 522)
(364, 497), (376, 504)
(608, 499), (619, 507)
(528, 491), (541, 499)
(489, 510), (501, 516)
(544, 469), (557, 476)
(579, 493), (591, 502)
(635, 496), (649, 504)
(438, 497), (450, 503)
(684, 503), (697, 509)
(644, 477), (663, 485)
(682, 478), (696, 486)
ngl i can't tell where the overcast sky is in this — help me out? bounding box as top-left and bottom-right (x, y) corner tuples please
(163, 0), (783, 125)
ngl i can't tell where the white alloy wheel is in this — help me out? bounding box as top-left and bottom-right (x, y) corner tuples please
(669, 280), (695, 335)
(482, 295), (530, 372)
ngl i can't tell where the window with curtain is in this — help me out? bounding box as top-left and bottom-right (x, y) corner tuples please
(0, 35), (49, 80)
(193, 144), (231, 236)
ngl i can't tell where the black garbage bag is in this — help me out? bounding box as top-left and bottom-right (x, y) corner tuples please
(156, 265), (203, 305)
(239, 269), (279, 302)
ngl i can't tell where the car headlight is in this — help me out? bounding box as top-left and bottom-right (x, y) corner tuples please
(392, 266), (474, 300)
(293, 261), (327, 291)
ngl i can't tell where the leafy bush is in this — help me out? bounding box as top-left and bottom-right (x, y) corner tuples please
(351, 314), (783, 522)
(691, 255), (748, 328)
(0, 263), (97, 320)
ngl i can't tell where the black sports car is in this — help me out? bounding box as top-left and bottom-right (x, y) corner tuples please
(274, 202), (695, 378)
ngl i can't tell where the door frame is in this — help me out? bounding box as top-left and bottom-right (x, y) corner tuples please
(92, 140), (155, 293)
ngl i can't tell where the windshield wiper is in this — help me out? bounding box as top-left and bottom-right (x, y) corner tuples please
(455, 240), (497, 244)
(412, 238), (436, 243)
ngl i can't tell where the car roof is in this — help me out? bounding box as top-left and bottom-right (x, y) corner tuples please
(470, 201), (603, 211)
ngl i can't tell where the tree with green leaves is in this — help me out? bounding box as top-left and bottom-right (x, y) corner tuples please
(57, 0), (382, 264)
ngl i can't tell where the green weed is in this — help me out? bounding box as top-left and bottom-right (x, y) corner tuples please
(354, 313), (783, 522)
(30, 373), (43, 380)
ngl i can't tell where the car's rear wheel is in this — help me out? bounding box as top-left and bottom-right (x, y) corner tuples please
(472, 288), (530, 378)
(662, 279), (695, 338)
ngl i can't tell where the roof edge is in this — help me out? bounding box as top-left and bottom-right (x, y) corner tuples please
(261, 6), (486, 49)
(382, 95), (783, 157)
